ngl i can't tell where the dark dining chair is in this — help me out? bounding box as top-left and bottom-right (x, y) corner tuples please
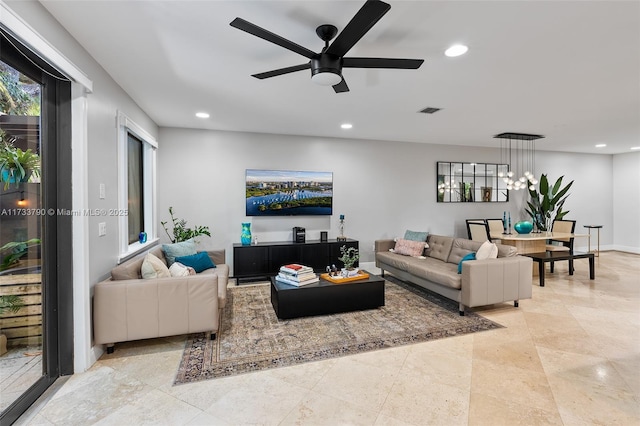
(546, 219), (576, 273)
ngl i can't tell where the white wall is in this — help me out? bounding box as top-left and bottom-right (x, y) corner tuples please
(613, 152), (640, 253)
(158, 128), (624, 271)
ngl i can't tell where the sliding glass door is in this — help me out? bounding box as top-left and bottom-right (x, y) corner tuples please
(0, 29), (72, 424)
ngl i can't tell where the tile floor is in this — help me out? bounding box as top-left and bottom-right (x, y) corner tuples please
(14, 251), (640, 425)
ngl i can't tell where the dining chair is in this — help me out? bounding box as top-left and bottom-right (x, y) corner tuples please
(546, 219), (576, 273)
(486, 218), (504, 242)
(466, 219), (491, 242)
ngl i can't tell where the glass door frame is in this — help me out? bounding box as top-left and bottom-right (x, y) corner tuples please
(0, 28), (73, 425)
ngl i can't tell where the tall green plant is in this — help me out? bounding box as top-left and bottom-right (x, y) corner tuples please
(161, 207), (211, 243)
(525, 174), (574, 231)
(0, 238), (41, 271)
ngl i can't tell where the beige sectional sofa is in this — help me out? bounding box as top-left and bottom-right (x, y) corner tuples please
(375, 234), (532, 315)
(93, 246), (228, 353)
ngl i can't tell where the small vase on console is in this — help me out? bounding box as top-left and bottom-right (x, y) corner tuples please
(241, 222), (252, 245)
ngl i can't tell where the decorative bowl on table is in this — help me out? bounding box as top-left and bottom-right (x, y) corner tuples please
(514, 221), (534, 234)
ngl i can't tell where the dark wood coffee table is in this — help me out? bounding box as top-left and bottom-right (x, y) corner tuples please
(524, 251), (595, 286)
(270, 271), (385, 319)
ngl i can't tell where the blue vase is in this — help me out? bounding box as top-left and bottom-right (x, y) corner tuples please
(514, 221), (533, 234)
(241, 223), (252, 245)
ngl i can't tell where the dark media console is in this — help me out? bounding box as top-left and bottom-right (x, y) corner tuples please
(233, 239), (358, 283)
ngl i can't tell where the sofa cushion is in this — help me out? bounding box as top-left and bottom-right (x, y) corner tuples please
(393, 238), (426, 257)
(162, 239), (196, 266)
(376, 251), (412, 271)
(497, 244), (518, 257)
(111, 246), (165, 280)
(476, 241), (498, 260)
(405, 257), (461, 290)
(168, 262), (196, 277)
(175, 251), (216, 273)
(458, 252), (476, 274)
(448, 238), (483, 265)
(425, 235), (454, 262)
(141, 253), (171, 279)
(404, 230), (429, 242)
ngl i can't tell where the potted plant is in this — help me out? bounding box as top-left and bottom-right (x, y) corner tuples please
(161, 207), (211, 243)
(0, 130), (41, 190)
(338, 245), (360, 277)
(525, 174), (574, 232)
(1, 238), (41, 271)
(0, 294), (24, 356)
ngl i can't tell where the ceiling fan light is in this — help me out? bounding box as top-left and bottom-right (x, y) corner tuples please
(311, 71), (342, 86)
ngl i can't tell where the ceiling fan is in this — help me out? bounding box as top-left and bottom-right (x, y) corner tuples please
(230, 0), (424, 93)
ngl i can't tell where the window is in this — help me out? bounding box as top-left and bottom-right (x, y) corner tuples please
(117, 111), (157, 260)
(127, 133), (144, 244)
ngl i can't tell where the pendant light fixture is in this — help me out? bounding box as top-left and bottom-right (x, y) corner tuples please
(494, 132), (544, 191)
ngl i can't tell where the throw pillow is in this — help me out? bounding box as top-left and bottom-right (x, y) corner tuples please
(175, 251), (216, 273)
(404, 230), (429, 242)
(141, 253), (171, 279)
(162, 239), (196, 266)
(476, 241), (498, 260)
(393, 238), (426, 257)
(168, 262), (196, 277)
(458, 252), (477, 274)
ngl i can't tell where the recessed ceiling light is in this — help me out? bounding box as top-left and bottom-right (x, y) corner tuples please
(631, 147), (640, 150)
(595, 144), (607, 148)
(444, 44), (468, 57)
(341, 123), (353, 129)
(195, 112), (210, 119)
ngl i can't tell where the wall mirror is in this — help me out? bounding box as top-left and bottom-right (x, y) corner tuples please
(437, 162), (509, 203)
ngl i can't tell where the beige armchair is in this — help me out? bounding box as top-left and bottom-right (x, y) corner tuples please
(93, 246), (228, 353)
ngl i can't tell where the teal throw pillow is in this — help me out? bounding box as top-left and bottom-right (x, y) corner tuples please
(404, 230), (429, 242)
(458, 252), (476, 274)
(162, 239), (196, 266)
(175, 252), (216, 273)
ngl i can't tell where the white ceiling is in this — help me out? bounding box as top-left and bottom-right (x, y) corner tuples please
(40, 0), (640, 154)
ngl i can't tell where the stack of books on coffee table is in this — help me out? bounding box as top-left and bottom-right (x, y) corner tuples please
(276, 264), (319, 286)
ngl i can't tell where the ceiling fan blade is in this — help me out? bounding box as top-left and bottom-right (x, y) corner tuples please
(325, 0), (391, 57)
(333, 78), (350, 93)
(342, 57), (424, 69)
(230, 17), (316, 59)
(252, 63), (311, 79)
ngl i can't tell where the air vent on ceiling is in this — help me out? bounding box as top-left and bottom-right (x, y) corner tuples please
(418, 107), (441, 114)
(494, 132), (545, 141)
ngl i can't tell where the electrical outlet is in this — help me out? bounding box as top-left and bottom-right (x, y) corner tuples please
(98, 222), (106, 236)
(99, 183), (106, 199)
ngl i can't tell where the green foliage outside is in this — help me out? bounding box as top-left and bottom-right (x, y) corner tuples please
(0, 238), (41, 271)
(0, 63), (40, 116)
(0, 294), (24, 315)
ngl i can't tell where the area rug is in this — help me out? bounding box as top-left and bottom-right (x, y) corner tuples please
(174, 276), (502, 384)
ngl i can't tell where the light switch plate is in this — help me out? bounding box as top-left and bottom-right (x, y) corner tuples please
(98, 222), (106, 236)
(99, 183), (106, 199)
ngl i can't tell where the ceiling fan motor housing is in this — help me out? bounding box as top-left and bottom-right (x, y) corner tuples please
(310, 54), (342, 84)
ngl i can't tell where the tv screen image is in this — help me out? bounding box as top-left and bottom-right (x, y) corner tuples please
(246, 169), (333, 216)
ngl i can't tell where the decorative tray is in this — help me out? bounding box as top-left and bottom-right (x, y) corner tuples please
(320, 272), (370, 283)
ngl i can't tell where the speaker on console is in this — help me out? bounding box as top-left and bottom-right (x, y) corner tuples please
(320, 231), (328, 242)
(293, 227), (306, 243)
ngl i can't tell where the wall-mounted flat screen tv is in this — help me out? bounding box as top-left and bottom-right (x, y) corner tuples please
(246, 169), (333, 216)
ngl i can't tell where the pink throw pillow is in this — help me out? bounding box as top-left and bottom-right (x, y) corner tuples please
(394, 238), (425, 257)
